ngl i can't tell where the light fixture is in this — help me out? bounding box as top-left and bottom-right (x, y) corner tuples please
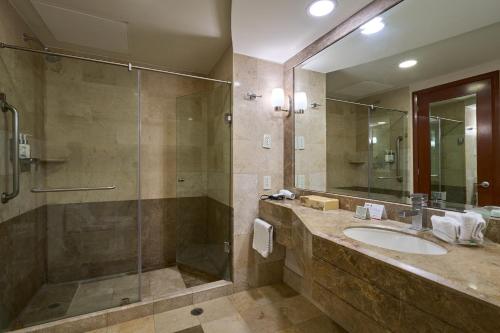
(360, 17), (385, 35)
(398, 59), (417, 69)
(271, 88), (291, 116)
(294, 92), (308, 114)
(308, 0), (335, 17)
(271, 88), (285, 111)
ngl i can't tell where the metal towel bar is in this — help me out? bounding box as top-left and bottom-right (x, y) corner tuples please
(31, 186), (116, 193)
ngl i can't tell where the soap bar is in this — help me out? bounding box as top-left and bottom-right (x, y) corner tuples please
(300, 195), (339, 211)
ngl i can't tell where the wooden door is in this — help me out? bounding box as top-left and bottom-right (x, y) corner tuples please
(413, 71), (499, 206)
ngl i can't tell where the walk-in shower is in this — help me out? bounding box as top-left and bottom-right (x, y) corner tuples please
(323, 98), (409, 202)
(0, 41), (232, 331)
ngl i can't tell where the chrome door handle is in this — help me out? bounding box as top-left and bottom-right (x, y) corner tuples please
(1, 94), (20, 204)
(479, 181), (490, 189)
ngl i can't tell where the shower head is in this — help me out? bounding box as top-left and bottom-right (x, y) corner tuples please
(23, 33), (61, 63)
(44, 51), (61, 63)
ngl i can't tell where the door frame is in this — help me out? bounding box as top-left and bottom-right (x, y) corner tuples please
(412, 71), (499, 206)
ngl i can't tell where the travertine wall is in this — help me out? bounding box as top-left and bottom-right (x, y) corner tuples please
(326, 100), (369, 190)
(232, 53), (285, 291)
(0, 0), (47, 328)
(42, 59), (139, 204)
(294, 68), (326, 191)
(0, 0), (45, 223)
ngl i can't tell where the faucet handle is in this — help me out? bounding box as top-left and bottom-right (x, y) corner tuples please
(409, 193), (428, 205)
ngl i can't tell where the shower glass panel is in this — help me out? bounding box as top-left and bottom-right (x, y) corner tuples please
(0, 48), (140, 330)
(176, 81), (232, 283)
(369, 106), (409, 203)
(429, 95), (476, 206)
(325, 99), (369, 198)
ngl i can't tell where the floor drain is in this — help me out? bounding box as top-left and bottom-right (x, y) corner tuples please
(48, 303), (60, 309)
(191, 308), (204, 316)
(120, 298), (130, 305)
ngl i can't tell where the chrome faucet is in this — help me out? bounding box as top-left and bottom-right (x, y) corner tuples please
(399, 193), (429, 231)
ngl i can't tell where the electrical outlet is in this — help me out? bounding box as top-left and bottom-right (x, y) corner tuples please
(262, 134), (272, 149)
(295, 136), (305, 150)
(296, 175), (305, 188)
(263, 175), (272, 190)
(297, 136), (305, 150)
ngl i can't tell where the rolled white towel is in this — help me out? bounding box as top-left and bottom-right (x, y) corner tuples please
(465, 212), (486, 242)
(431, 215), (460, 243)
(446, 211), (486, 242)
(445, 211), (465, 223)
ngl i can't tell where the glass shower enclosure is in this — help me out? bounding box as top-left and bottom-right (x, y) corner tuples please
(0, 45), (232, 331)
(0, 48), (141, 330)
(324, 98), (409, 203)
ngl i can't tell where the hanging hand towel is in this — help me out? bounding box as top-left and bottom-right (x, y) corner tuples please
(252, 218), (273, 258)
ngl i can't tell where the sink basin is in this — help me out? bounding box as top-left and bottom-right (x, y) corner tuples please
(343, 227), (447, 255)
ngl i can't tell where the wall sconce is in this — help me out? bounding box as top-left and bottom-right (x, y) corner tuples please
(294, 92), (308, 114)
(271, 88), (291, 116)
(271, 88), (285, 111)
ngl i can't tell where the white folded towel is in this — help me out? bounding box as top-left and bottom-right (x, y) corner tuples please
(253, 218), (273, 258)
(463, 212), (486, 242)
(445, 211), (486, 242)
(431, 215), (460, 243)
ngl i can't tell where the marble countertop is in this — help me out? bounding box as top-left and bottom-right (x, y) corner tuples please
(266, 199), (500, 309)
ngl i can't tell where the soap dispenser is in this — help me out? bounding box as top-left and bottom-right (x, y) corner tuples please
(19, 133), (31, 159)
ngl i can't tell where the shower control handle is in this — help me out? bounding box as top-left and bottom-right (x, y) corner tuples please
(177, 178), (185, 182)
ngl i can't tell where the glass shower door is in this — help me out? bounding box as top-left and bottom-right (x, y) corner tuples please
(1, 48), (141, 330)
(176, 81), (232, 283)
(368, 106), (408, 203)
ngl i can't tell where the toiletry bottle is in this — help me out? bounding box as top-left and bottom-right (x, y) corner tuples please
(19, 133), (31, 159)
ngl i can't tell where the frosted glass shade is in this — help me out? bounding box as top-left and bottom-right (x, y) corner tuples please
(295, 92), (308, 111)
(271, 88), (285, 109)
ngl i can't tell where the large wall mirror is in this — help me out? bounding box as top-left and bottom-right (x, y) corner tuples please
(293, 0), (500, 210)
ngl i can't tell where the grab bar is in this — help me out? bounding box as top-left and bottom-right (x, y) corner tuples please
(31, 185), (116, 193)
(1, 93), (20, 204)
(377, 176), (403, 180)
(395, 136), (403, 183)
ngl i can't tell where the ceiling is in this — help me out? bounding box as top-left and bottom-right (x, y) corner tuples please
(297, 0), (500, 99)
(302, 0), (500, 73)
(231, 0), (372, 64)
(326, 22), (500, 99)
(9, 0), (232, 74)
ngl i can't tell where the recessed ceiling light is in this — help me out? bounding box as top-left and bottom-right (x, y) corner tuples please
(360, 17), (385, 35)
(308, 0), (335, 17)
(398, 59), (418, 69)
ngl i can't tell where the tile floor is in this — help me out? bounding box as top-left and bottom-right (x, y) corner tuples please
(12, 266), (213, 329)
(85, 284), (346, 333)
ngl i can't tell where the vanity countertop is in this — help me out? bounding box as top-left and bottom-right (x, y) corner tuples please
(262, 199), (500, 309)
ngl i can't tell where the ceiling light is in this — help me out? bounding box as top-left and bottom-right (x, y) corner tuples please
(360, 17), (385, 35)
(398, 59), (418, 69)
(308, 0), (335, 17)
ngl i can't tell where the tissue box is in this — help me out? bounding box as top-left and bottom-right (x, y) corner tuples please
(300, 195), (339, 211)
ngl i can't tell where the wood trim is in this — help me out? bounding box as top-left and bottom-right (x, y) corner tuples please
(283, 0), (404, 72)
(413, 71), (500, 205)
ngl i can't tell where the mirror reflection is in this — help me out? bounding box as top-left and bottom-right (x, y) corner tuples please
(294, 0), (500, 209)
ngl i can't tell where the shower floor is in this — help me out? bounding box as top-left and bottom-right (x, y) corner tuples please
(10, 266), (214, 330)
